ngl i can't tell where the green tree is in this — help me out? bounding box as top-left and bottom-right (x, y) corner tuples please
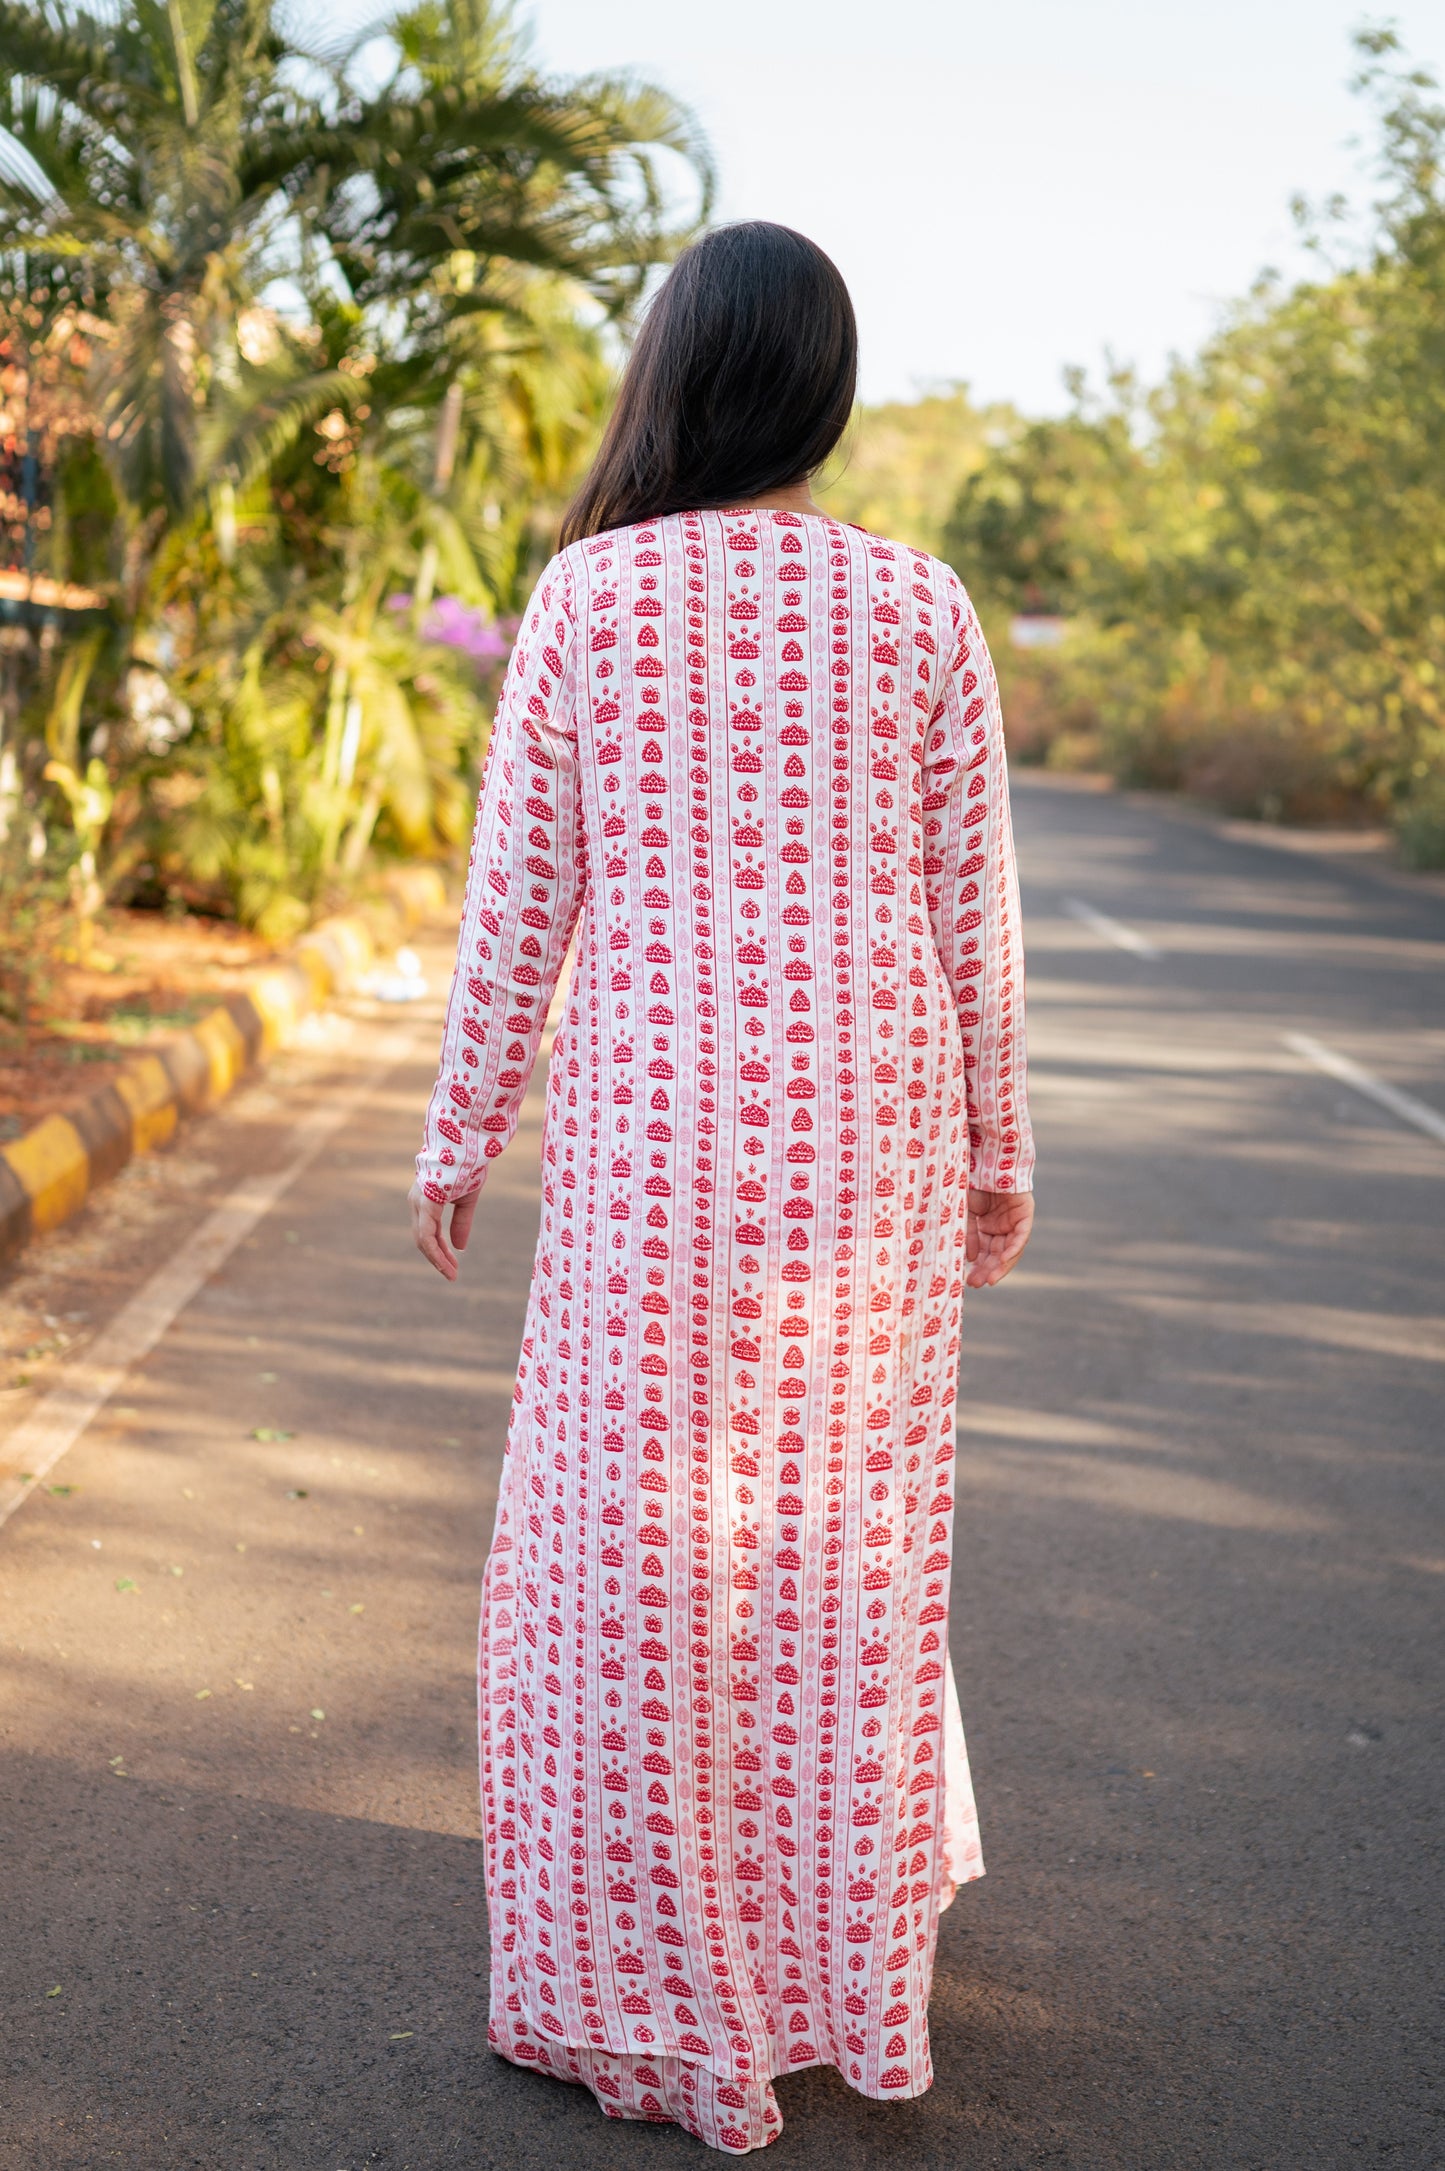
(0, 0), (710, 929)
(817, 385), (1007, 558)
(945, 28), (1445, 856)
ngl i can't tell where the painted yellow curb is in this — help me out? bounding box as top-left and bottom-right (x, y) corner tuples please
(4, 1114), (91, 1235)
(294, 945), (336, 1004)
(191, 1006), (250, 1106)
(0, 872), (449, 1268)
(247, 967), (308, 1052)
(113, 1054), (178, 1154)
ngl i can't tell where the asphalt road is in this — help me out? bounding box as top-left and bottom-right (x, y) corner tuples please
(2, 776), (1441, 2171)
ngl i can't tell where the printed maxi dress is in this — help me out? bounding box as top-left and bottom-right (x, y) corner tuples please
(416, 507), (1034, 2153)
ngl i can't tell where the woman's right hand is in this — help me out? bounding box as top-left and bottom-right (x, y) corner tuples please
(965, 1189), (1035, 1289)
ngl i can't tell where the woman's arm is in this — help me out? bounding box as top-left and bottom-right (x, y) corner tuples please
(411, 553), (586, 1277)
(923, 567), (1035, 1283)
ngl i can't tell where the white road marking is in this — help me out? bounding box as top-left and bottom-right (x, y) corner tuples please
(0, 1025), (419, 1535)
(1064, 897), (1164, 961)
(1285, 1032), (1445, 1150)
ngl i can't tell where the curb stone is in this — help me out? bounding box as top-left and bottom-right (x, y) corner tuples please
(0, 866), (447, 1269)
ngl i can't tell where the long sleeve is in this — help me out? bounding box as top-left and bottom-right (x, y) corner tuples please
(923, 568), (1034, 1193)
(415, 552), (586, 1205)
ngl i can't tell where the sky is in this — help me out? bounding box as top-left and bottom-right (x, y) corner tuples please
(509, 0), (1445, 413)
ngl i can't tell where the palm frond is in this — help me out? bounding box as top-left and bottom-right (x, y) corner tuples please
(207, 362), (367, 496)
(0, 1), (167, 129)
(0, 115), (62, 203)
(559, 69), (715, 213)
(239, 68), (706, 300)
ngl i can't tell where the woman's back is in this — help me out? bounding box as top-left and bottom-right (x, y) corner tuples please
(550, 501), (1028, 1229)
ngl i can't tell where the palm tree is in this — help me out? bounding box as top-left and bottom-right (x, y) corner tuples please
(0, 0), (707, 562)
(0, 0), (709, 931)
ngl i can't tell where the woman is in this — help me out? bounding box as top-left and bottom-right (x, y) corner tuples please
(411, 222), (1035, 2153)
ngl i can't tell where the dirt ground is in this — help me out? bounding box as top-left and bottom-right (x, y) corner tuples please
(0, 908), (276, 1140)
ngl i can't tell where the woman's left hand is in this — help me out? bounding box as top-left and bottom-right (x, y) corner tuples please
(409, 1181), (481, 1282)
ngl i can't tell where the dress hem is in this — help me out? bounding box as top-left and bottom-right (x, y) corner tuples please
(490, 1856), (985, 2152)
(491, 2029), (947, 2155)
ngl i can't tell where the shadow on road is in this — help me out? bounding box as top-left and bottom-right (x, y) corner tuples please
(2, 1747), (1126, 2171)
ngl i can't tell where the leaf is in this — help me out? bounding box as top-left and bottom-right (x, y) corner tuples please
(348, 1602), (364, 1614)
(46, 1986), (62, 1998)
(286, 1487), (308, 1499)
(195, 1688), (212, 1699)
(310, 1708), (325, 1720)
(114, 1576), (138, 1593)
(48, 1483), (78, 1495)
(389, 2030), (413, 2040)
(250, 1428), (294, 1442)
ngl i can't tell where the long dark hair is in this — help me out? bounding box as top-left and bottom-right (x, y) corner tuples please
(560, 222), (857, 546)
